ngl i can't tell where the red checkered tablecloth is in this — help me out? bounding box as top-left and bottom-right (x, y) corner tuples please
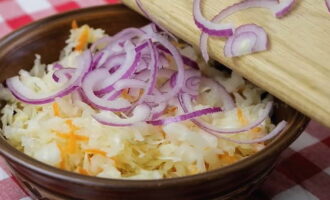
(0, 1), (329, 200)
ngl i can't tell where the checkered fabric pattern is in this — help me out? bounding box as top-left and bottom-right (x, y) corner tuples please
(0, 1), (329, 200)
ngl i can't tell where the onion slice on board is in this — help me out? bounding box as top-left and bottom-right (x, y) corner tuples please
(224, 24), (269, 57)
(225, 32), (258, 57)
(6, 50), (92, 104)
(193, 0), (234, 37)
(326, 0), (330, 12)
(198, 0), (296, 61)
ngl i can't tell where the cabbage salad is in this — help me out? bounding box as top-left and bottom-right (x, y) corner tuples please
(0, 22), (286, 179)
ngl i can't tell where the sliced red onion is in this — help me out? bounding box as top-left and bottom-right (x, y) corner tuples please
(179, 93), (272, 134)
(157, 45), (199, 69)
(170, 69), (201, 96)
(81, 68), (131, 111)
(93, 104), (151, 127)
(98, 42), (148, 72)
(134, 68), (175, 81)
(326, 0), (330, 12)
(200, 77), (235, 111)
(199, 0), (295, 61)
(103, 90), (122, 101)
(148, 106), (221, 126)
(52, 68), (75, 83)
(112, 79), (146, 91)
(52, 63), (63, 70)
(200, 33), (211, 62)
(71, 89), (83, 104)
(272, 0), (296, 18)
(140, 23), (158, 35)
(95, 41), (142, 95)
(145, 34), (185, 103)
(236, 24), (268, 52)
(128, 88), (142, 99)
(158, 68), (176, 79)
(150, 102), (167, 119)
(90, 36), (111, 52)
(216, 120), (287, 144)
(135, 56), (150, 73)
(91, 51), (104, 70)
(193, 0), (233, 37)
(104, 28), (145, 52)
(6, 50), (92, 104)
(135, 40), (159, 105)
(100, 53), (125, 70)
(158, 53), (169, 68)
(224, 32), (257, 57)
(224, 24), (269, 57)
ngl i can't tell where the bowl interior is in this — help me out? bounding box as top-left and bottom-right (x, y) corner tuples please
(0, 4), (310, 199)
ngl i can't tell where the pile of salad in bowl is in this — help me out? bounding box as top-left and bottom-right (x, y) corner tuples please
(0, 22), (286, 179)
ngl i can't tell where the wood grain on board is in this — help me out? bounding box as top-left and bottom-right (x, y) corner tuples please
(123, 0), (330, 128)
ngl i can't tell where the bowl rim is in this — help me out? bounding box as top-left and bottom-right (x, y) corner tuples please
(0, 4), (310, 189)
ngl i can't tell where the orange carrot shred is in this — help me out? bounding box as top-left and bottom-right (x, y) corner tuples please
(57, 143), (66, 170)
(65, 120), (80, 132)
(75, 26), (89, 51)
(52, 120), (88, 155)
(218, 153), (238, 164)
(52, 102), (61, 117)
(71, 20), (78, 29)
(120, 89), (144, 103)
(78, 167), (89, 175)
(165, 106), (177, 116)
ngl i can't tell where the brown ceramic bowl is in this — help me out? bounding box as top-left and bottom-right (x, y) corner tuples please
(0, 4), (309, 200)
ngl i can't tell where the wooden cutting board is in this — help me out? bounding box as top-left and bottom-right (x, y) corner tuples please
(122, 0), (330, 128)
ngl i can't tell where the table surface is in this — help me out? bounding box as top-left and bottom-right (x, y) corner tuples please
(0, 0), (329, 200)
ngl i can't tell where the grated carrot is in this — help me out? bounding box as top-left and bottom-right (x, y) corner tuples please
(120, 89), (144, 103)
(65, 120), (80, 132)
(236, 108), (248, 126)
(52, 120), (89, 155)
(120, 89), (135, 102)
(53, 131), (89, 141)
(84, 149), (107, 157)
(52, 102), (61, 117)
(71, 20), (78, 29)
(75, 25), (89, 51)
(78, 167), (89, 175)
(218, 153), (238, 164)
(56, 143), (66, 170)
(165, 106), (177, 116)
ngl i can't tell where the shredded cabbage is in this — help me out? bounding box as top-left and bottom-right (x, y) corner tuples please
(0, 25), (274, 179)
